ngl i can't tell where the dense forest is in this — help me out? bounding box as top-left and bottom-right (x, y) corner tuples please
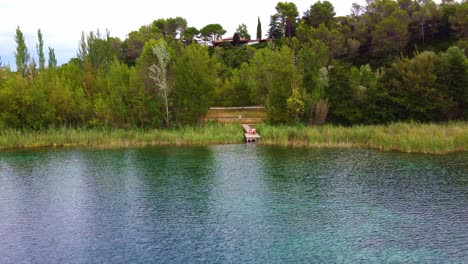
(0, 0), (466, 129)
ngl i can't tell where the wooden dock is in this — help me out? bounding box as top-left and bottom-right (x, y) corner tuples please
(242, 124), (261, 143)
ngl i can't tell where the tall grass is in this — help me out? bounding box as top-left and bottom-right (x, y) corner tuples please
(257, 122), (468, 154)
(1, 122), (466, 154)
(0, 122), (244, 149)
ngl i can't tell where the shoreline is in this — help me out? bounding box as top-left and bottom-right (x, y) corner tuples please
(257, 122), (467, 154)
(0, 122), (466, 154)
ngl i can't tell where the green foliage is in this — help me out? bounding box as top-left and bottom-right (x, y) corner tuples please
(287, 87), (305, 122)
(303, 0), (336, 28)
(37, 29), (45, 70)
(249, 46), (297, 124)
(183, 27), (200, 43)
(173, 44), (217, 125)
(149, 39), (172, 127)
(268, 15), (283, 39)
(122, 29), (158, 66)
(3, 2), (467, 131)
(0, 73), (54, 129)
(371, 9), (409, 64)
(449, 2), (468, 40)
(200, 24), (226, 43)
(326, 62), (365, 125)
(379, 51), (449, 122)
(153, 17), (187, 39)
(14, 26), (30, 77)
(216, 45), (256, 69)
(257, 17), (262, 40)
(435, 46), (468, 119)
(48, 47), (57, 68)
(302, 24), (346, 60)
(213, 63), (255, 107)
(299, 40), (330, 96)
(236, 24), (251, 40)
(275, 2), (299, 38)
(77, 30), (115, 71)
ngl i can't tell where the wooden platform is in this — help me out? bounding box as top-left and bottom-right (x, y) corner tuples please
(242, 124), (261, 143)
(204, 106), (266, 124)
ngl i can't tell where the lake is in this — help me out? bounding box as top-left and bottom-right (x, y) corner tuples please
(0, 145), (467, 263)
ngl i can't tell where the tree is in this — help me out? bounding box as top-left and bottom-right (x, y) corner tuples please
(166, 17), (188, 39)
(298, 40), (331, 124)
(351, 3), (363, 19)
(149, 40), (171, 127)
(122, 25), (164, 66)
(268, 15), (284, 39)
(257, 17), (262, 40)
(37, 29), (45, 70)
(200, 24), (226, 43)
(215, 44), (256, 69)
(236, 24), (251, 40)
(287, 87), (305, 122)
(436, 46), (468, 119)
(326, 62), (365, 125)
(309, 24), (346, 62)
(231, 63), (255, 106)
(14, 26), (30, 77)
(303, 0), (336, 28)
(411, 1), (430, 43)
(152, 17), (188, 39)
(233, 32), (241, 47)
(77, 30), (114, 70)
(250, 46), (297, 124)
(449, 2), (468, 41)
(371, 9), (409, 64)
(48, 47), (57, 68)
(183, 27), (200, 43)
(173, 44), (217, 125)
(299, 40), (329, 95)
(381, 51), (448, 122)
(134, 39), (168, 125)
(275, 2), (299, 38)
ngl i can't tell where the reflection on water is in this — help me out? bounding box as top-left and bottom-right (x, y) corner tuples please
(0, 146), (467, 263)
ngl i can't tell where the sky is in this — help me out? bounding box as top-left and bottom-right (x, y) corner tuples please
(0, 0), (390, 69)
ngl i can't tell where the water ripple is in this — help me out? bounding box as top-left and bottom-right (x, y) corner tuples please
(0, 146), (466, 263)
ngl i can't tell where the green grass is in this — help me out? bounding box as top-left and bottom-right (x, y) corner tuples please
(0, 122), (245, 149)
(257, 122), (468, 154)
(1, 122), (466, 154)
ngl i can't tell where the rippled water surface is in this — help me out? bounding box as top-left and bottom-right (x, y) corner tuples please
(0, 145), (467, 263)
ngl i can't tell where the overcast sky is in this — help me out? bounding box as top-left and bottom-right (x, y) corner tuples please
(0, 0), (436, 69)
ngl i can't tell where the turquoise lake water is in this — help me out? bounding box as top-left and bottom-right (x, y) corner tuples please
(0, 145), (467, 263)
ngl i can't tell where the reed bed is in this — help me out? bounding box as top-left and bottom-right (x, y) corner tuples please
(0, 122), (244, 149)
(1, 122), (466, 154)
(257, 122), (468, 154)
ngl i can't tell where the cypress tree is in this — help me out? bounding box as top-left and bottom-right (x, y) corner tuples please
(256, 17), (262, 40)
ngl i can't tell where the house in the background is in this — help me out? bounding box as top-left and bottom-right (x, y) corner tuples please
(213, 37), (271, 47)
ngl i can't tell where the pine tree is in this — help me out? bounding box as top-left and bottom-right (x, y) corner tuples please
(267, 15), (283, 39)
